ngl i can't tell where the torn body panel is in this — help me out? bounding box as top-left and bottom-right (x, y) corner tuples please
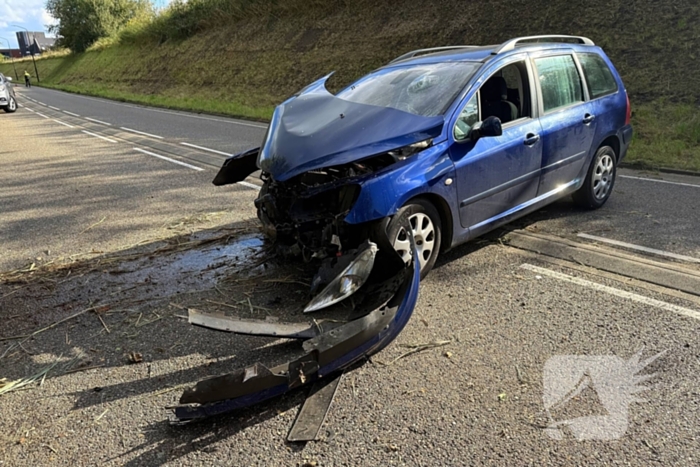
(174, 245), (419, 421)
(188, 309), (326, 339)
(212, 147), (260, 186)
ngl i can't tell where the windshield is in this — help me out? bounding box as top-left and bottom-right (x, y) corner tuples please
(336, 62), (479, 117)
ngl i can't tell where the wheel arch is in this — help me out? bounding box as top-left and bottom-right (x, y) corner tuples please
(599, 135), (621, 161)
(404, 193), (454, 253)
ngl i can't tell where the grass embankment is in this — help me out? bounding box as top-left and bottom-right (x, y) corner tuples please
(2, 0), (699, 171)
(626, 103), (700, 171)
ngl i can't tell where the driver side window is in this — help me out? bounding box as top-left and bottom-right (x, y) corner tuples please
(453, 61), (531, 141)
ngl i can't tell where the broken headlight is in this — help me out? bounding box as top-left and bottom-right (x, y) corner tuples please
(304, 242), (378, 312)
(387, 138), (433, 161)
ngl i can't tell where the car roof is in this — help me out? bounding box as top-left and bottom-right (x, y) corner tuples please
(385, 35), (599, 68)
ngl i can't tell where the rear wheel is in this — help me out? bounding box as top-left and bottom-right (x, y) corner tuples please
(375, 199), (442, 279)
(573, 145), (617, 209)
(3, 96), (17, 113)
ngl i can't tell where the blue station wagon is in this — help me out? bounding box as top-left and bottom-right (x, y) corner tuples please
(215, 35), (633, 281)
(184, 35), (633, 419)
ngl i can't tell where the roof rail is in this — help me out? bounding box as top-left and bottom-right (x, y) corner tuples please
(389, 46), (476, 64)
(494, 35), (594, 54)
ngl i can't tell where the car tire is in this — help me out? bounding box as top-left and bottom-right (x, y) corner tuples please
(3, 96), (17, 113)
(374, 198), (442, 279)
(573, 145), (617, 209)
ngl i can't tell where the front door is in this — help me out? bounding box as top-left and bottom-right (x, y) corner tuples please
(450, 59), (543, 233)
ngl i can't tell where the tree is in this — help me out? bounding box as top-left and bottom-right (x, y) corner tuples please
(46, 0), (151, 52)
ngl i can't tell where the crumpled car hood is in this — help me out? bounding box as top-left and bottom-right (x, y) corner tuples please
(259, 74), (445, 182)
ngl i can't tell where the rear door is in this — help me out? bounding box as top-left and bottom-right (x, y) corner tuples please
(532, 52), (597, 195)
(576, 52), (625, 150)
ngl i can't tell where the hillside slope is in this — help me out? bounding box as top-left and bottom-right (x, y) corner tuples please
(2, 0), (699, 169)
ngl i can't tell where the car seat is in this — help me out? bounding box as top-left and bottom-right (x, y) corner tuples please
(481, 76), (518, 124)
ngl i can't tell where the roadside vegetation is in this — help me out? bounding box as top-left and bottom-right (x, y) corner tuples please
(2, 0), (699, 171)
(626, 103), (700, 172)
(46, 0), (152, 52)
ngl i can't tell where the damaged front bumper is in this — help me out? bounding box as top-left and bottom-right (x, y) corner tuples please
(173, 243), (420, 422)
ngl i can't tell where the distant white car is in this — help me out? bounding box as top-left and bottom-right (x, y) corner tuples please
(0, 73), (17, 113)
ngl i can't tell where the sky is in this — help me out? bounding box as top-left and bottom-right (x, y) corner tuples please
(0, 0), (171, 50)
(0, 0), (56, 49)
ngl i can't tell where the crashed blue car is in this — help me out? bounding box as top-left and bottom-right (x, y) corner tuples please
(177, 35), (632, 425)
(216, 34), (632, 279)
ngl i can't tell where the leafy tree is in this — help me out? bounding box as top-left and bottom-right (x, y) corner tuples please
(46, 0), (152, 52)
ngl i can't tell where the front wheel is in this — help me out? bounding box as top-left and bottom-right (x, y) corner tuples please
(573, 145), (617, 209)
(3, 96), (17, 113)
(374, 199), (442, 279)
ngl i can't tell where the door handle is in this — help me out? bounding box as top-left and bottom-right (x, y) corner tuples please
(524, 133), (540, 146)
(583, 113), (596, 124)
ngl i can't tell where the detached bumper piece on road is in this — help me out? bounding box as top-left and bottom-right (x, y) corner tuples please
(172, 243), (420, 426)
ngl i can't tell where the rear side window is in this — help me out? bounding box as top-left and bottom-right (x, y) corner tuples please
(534, 55), (583, 113)
(578, 53), (618, 99)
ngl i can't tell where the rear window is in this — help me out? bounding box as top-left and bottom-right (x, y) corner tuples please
(337, 62), (480, 117)
(534, 55), (584, 113)
(578, 53), (618, 99)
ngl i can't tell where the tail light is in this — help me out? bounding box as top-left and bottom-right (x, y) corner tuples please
(625, 93), (631, 125)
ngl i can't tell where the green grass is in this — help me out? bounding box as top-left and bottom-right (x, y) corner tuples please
(626, 102), (700, 172)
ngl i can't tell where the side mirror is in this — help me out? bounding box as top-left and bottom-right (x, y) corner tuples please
(470, 116), (502, 141)
(6, 77), (12, 82)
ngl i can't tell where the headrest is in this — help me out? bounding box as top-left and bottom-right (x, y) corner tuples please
(482, 76), (508, 101)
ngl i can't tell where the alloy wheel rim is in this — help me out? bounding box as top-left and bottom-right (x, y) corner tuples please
(9, 98), (15, 111)
(393, 212), (436, 271)
(592, 154), (614, 200)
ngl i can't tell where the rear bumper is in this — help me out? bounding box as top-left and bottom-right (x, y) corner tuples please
(619, 124), (633, 162)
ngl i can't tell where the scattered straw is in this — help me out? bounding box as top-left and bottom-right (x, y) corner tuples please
(378, 340), (452, 366)
(78, 217), (107, 236)
(1, 306), (98, 359)
(0, 359), (62, 396)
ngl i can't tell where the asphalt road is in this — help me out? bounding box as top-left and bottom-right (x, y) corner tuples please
(19, 87), (268, 156)
(1, 87), (699, 467)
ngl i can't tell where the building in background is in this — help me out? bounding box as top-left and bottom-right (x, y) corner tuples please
(16, 31), (56, 56)
(0, 49), (22, 59)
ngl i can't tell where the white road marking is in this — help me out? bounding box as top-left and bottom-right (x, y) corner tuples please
(619, 175), (700, 189)
(36, 112), (49, 119)
(17, 103), (23, 108)
(133, 148), (203, 171)
(82, 130), (118, 143)
(520, 263), (700, 321)
(577, 233), (700, 263)
(31, 87), (268, 128)
(63, 111), (80, 117)
(53, 119), (75, 128)
(49, 105), (60, 111)
(85, 117), (112, 126)
(238, 181), (261, 190)
(37, 101), (46, 106)
(26, 108), (35, 113)
(180, 141), (232, 156)
(120, 127), (163, 139)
